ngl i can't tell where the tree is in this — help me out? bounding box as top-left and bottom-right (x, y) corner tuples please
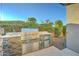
(39, 20), (53, 32)
(55, 20), (63, 29)
(54, 20), (63, 37)
(26, 17), (38, 28)
(54, 27), (60, 37)
(27, 17), (37, 23)
(62, 25), (66, 36)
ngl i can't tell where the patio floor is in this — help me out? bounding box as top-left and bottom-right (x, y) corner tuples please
(23, 46), (79, 56)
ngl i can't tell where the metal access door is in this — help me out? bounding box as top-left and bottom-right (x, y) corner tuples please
(26, 43), (32, 53)
(44, 40), (50, 48)
(39, 34), (50, 49)
(39, 40), (44, 49)
(32, 41), (39, 51)
(22, 43), (32, 54)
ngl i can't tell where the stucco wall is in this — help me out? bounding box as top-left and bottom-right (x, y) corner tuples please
(67, 24), (79, 53)
(67, 4), (79, 24)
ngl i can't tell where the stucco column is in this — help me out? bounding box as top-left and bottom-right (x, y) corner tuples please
(67, 4), (79, 24)
(66, 4), (79, 53)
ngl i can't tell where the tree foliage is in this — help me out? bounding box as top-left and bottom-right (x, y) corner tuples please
(39, 20), (53, 32)
(27, 17), (37, 23)
(25, 17), (38, 28)
(0, 17), (66, 37)
(62, 25), (66, 36)
(54, 20), (63, 37)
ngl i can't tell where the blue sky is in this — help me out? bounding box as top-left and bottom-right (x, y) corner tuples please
(0, 3), (66, 24)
